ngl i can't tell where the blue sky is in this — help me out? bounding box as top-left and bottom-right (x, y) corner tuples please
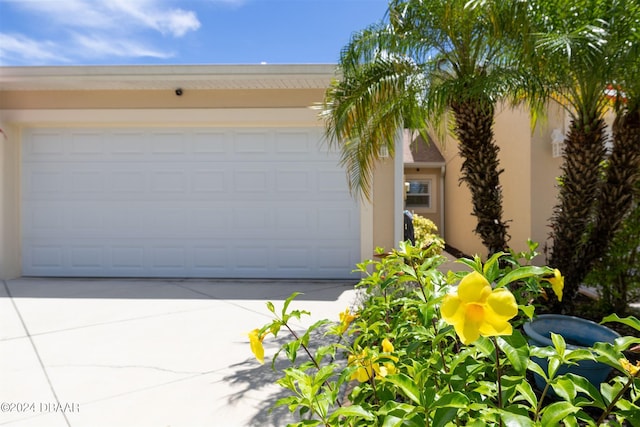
(0, 0), (390, 66)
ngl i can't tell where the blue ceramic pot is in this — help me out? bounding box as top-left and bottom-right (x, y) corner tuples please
(523, 314), (620, 389)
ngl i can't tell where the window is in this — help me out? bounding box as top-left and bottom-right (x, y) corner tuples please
(405, 179), (431, 208)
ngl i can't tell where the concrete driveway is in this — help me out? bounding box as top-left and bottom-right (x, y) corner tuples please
(0, 278), (359, 427)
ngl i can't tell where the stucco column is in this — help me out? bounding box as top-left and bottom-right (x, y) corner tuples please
(394, 129), (404, 246)
(0, 122), (21, 279)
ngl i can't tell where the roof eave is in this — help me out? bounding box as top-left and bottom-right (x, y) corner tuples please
(0, 64), (339, 91)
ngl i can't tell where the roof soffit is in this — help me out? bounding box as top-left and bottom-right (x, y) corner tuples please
(0, 64), (338, 91)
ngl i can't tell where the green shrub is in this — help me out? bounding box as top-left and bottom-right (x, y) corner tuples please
(249, 242), (640, 426)
(411, 213), (444, 255)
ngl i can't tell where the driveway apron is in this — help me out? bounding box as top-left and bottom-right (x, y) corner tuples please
(0, 278), (358, 427)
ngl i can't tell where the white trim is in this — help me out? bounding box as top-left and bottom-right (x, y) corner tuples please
(0, 108), (321, 126)
(360, 197), (374, 266)
(0, 64), (337, 91)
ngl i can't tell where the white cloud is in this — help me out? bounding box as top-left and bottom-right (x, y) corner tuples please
(0, 33), (67, 65)
(160, 8), (201, 37)
(106, 0), (201, 37)
(14, 0), (116, 31)
(1, 0), (201, 64)
(72, 33), (175, 59)
(17, 0), (200, 38)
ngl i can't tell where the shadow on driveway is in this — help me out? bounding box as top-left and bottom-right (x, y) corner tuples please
(3, 277), (357, 301)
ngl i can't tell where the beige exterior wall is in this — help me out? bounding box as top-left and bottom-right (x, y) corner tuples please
(441, 129), (485, 256)
(531, 103), (565, 259)
(0, 123), (21, 279)
(441, 103), (563, 260)
(0, 89), (326, 110)
(495, 104), (534, 255)
(372, 158), (396, 253)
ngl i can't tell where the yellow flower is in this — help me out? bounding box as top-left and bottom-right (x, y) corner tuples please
(374, 362), (397, 378)
(381, 338), (394, 353)
(441, 271), (518, 345)
(249, 329), (267, 364)
(544, 269), (564, 302)
(348, 350), (375, 382)
(339, 308), (358, 333)
(619, 358), (640, 376)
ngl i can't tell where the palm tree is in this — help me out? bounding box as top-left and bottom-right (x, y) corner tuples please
(586, 0), (640, 278)
(528, 0), (640, 310)
(322, 0), (530, 255)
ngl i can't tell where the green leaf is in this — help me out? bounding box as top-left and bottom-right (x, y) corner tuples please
(500, 410), (535, 427)
(548, 357), (561, 379)
(562, 373), (606, 409)
(601, 314), (640, 333)
(519, 304), (536, 320)
(283, 340), (301, 363)
(515, 381), (538, 409)
(601, 381), (624, 406)
(266, 301), (275, 314)
(329, 405), (375, 421)
(551, 333), (567, 357)
(527, 360), (549, 382)
(289, 420), (322, 427)
(432, 392), (470, 409)
(385, 373), (422, 405)
(456, 257), (480, 273)
(552, 376), (577, 401)
(592, 341), (624, 369)
(474, 336), (496, 359)
(496, 265), (550, 288)
(613, 336), (640, 353)
(432, 407), (459, 427)
(483, 252), (505, 282)
(498, 333), (529, 374)
(563, 348), (594, 363)
(540, 401), (580, 426)
(282, 292), (303, 318)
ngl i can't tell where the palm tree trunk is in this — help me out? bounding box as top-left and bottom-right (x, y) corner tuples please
(451, 99), (509, 256)
(582, 108), (640, 278)
(549, 113), (607, 311)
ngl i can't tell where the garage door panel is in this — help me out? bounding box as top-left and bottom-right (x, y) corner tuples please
(233, 169), (271, 193)
(22, 127), (359, 278)
(235, 131), (270, 154)
(110, 131), (148, 156)
(112, 246), (146, 270)
(276, 131), (311, 154)
(193, 131), (229, 155)
(26, 130), (66, 158)
(70, 246), (104, 269)
(70, 131), (104, 156)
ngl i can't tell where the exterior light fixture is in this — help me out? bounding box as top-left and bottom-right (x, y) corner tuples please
(551, 128), (565, 158)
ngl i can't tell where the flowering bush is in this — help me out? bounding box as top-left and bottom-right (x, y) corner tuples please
(411, 213), (444, 254)
(249, 242), (640, 426)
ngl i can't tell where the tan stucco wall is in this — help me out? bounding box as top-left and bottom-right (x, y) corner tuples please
(0, 123), (21, 279)
(531, 103), (565, 259)
(441, 103), (562, 260)
(495, 104), (534, 255)
(0, 89), (326, 110)
(372, 158), (396, 253)
(441, 129), (484, 257)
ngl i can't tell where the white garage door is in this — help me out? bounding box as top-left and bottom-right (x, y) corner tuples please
(21, 127), (360, 278)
